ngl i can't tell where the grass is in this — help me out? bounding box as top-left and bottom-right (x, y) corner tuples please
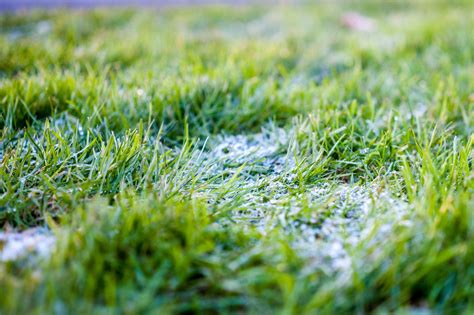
(0, 1), (473, 314)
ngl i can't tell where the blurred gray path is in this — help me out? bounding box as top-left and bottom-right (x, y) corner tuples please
(0, 0), (267, 11)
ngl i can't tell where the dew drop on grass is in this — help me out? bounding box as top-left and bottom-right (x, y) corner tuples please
(136, 88), (146, 97)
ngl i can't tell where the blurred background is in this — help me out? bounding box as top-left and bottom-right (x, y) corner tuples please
(2, 0), (283, 11)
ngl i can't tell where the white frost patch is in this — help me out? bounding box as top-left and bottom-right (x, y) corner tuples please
(293, 185), (410, 275)
(210, 127), (290, 167)
(202, 127), (296, 230)
(200, 130), (411, 276)
(0, 229), (55, 262)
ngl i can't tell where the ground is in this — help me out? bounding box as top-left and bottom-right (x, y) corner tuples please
(0, 2), (473, 314)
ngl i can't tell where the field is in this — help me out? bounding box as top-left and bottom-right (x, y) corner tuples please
(0, 1), (473, 314)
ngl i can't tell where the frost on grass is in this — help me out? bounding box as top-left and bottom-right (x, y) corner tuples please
(293, 185), (409, 276)
(201, 129), (410, 275)
(201, 127), (296, 228)
(0, 228), (55, 262)
(0, 128), (409, 270)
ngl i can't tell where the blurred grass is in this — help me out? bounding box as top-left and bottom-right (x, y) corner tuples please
(0, 1), (473, 314)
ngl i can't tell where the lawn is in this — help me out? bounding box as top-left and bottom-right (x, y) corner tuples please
(0, 1), (473, 314)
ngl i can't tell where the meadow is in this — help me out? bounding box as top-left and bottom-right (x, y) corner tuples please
(0, 1), (473, 314)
